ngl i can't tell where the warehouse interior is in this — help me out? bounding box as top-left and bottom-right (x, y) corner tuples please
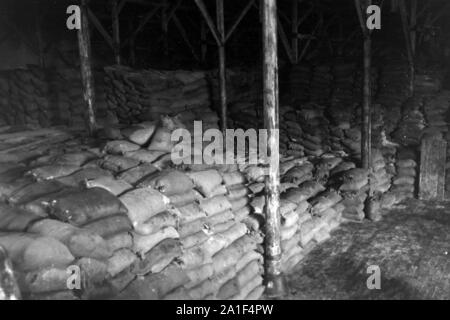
(0, 0), (449, 300)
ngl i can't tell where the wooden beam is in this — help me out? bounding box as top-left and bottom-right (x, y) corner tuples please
(277, 16), (295, 64)
(78, 0), (97, 135)
(298, 16), (322, 62)
(128, 20), (135, 66)
(225, 0), (255, 42)
(355, 0), (372, 170)
(291, 0), (299, 64)
(201, 21), (207, 62)
(262, 0), (283, 298)
(194, 0), (222, 46)
(87, 8), (113, 48)
(167, 0), (182, 23)
(121, 6), (159, 48)
(297, 5), (313, 28)
(112, 0), (121, 64)
(216, 0), (227, 130)
(173, 14), (200, 62)
(399, 0), (414, 96)
(35, 3), (45, 68)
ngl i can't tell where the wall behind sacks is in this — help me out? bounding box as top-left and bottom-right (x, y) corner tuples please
(104, 66), (220, 132)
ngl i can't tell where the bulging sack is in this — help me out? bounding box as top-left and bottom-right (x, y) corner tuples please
(82, 214), (132, 238)
(28, 219), (112, 259)
(8, 180), (66, 205)
(103, 140), (141, 155)
(121, 123), (156, 146)
(85, 176), (132, 196)
(50, 187), (127, 226)
(132, 227), (179, 256)
(0, 204), (42, 232)
(119, 187), (169, 227)
(28, 165), (81, 181)
(138, 170), (194, 196)
(187, 170), (223, 197)
(147, 127), (174, 153)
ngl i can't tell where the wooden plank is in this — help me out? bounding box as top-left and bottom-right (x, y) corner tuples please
(419, 138), (447, 201)
(194, 0), (222, 46)
(87, 8), (113, 49)
(262, 0), (283, 297)
(225, 0), (255, 42)
(173, 14), (200, 62)
(216, 0), (227, 131)
(78, 0), (97, 135)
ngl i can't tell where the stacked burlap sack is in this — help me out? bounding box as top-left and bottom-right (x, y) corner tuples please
(47, 67), (109, 128)
(7, 66), (50, 127)
(392, 96), (426, 146)
(376, 60), (410, 135)
(422, 91), (450, 138)
(289, 64), (311, 103)
(414, 68), (442, 94)
(295, 103), (330, 157)
(389, 147), (417, 201)
(209, 68), (261, 108)
(330, 62), (355, 110)
(331, 165), (368, 222)
(228, 101), (263, 130)
(117, 167), (264, 300)
(0, 72), (11, 126)
(310, 65), (333, 105)
(104, 66), (219, 131)
(341, 127), (362, 161)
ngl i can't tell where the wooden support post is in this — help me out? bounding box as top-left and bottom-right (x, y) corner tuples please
(262, 0), (283, 298)
(355, 0), (371, 170)
(78, 0), (97, 135)
(225, 0), (255, 42)
(291, 0), (298, 64)
(216, 0), (227, 131)
(399, 0), (414, 96)
(112, 0), (121, 65)
(173, 14), (200, 62)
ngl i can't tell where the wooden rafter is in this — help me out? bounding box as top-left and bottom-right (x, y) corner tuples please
(87, 8), (113, 48)
(225, 0), (255, 42)
(121, 5), (159, 48)
(173, 14), (200, 62)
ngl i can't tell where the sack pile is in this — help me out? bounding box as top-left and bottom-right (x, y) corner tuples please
(389, 147), (417, 201)
(104, 66), (219, 131)
(289, 64), (311, 102)
(330, 63), (355, 110)
(0, 72), (11, 126)
(392, 96), (426, 146)
(209, 68), (261, 108)
(341, 127), (362, 160)
(334, 167), (368, 221)
(6, 66), (50, 127)
(376, 60), (410, 135)
(49, 67), (108, 128)
(422, 91), (450, 138)
(310, 65), (333, 105)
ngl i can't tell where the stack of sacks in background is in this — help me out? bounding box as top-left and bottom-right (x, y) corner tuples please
(329, 163), (368, 222)
(392, 96), (426, 146)
(209, 68), (261, 109)
(296, 103), (330, 157)
(445, 130), (450, 197)
(376, 60), (410, 135)
(104, 66), (218, 132)
(310, 65), (333, 105)
(48, 67), (108, 128)
(0, 72), (11, 126)
(341, 127), (362, 161)
(366, 149), (394, 220)
(99, 115), (185, 172)
(330, 62), (355, 118)
(422, 91), (450, 139)
(282, 108), (304, 157)
(228, 101), (263, 131)
(414, 69), (442, 94)
(289, 64), (311, 102)
(7, 66), (50, 127)
(352, 65), (378, 105)
(390, 147), (418, 201)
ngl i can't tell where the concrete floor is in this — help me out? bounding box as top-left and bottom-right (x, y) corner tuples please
(284, 199), (450, 300)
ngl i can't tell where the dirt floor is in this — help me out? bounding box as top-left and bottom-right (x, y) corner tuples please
(284, 199), (450, 300)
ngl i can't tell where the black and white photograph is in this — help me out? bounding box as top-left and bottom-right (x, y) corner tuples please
(0, 0), (449, 304)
